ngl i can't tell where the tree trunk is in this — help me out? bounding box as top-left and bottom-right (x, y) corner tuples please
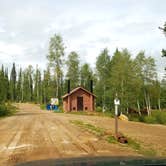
(158, 98), (161, 111)
(137, 99), (141, 116)
(147, 94), (151, 115)
(55, 70), (59, 98)
(144, 90), (150, 116)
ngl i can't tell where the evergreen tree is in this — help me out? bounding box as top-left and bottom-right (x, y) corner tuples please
(10, 63), (17, 101)
(16, 68), (22, 102)
(34, 66), (42, 103)
(80, 63), (93, 90)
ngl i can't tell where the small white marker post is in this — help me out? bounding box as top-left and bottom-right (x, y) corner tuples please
(114, 95), (120, 137)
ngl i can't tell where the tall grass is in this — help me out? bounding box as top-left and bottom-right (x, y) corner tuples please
(0, 103), (17, 117)
(129, 110), (166, 125)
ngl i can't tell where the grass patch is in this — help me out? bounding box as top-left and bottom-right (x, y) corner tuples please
(68, 111), (114, 118)
(129, 110), (166, 125)
(0, 103), (17, 117)
(127, 137), (157, 157)
(70, 120), (157, 157)
(70, 120), (105, 136)
(127, 137), (141, 151)
(107, 135), (117, 143)
(40, 104), (46, 110)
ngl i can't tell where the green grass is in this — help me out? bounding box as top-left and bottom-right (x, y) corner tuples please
(40, 104), (46, 110)
(0, 103), (17, 117)
(70, 120), (105, 136)
(126, 137), (157, 157)
(129, 110), (166, 125)
(70, 120), (157, 157)
(107, 135), (117, 143)
(127, 137), (141, 151)
(68, 111), (114, 118)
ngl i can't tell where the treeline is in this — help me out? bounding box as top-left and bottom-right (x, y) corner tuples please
(0, 34), (166, 114)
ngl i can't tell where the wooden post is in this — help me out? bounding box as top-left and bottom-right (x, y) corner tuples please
(115, 105), (118, 136)
(114, 95), (120, 137)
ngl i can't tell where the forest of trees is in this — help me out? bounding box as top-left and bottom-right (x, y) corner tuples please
(0, 31), (166, 114)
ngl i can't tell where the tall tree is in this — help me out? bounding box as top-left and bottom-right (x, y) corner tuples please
(135, 51), (157, 115)
(34, 66), (42, 103)
(80, 63), (93, 90)
(42, 66), (52, 103)
(16, 68), (23, 102)
(95, 48), (111, 109)
(10, 63), (17, 101)
(109, 49), (140, 113)
(66, 51), (80, 89)
(47, 34), (65, 99)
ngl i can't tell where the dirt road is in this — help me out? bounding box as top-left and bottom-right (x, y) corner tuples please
(0, 104), (166, 165)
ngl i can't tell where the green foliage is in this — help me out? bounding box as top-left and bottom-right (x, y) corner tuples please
(0, 34), (165, 112)
(107, 135), (117, 143)
(80, 63), (93, 90)
(129, 110), (166, 125)
(70, 120), (105, 136)
(96, 106), (102, 112)
(40, 104), (46, 110)
(10, 63), (17, 101)
(127, 137), (141, 150)
(47, 34), (65, 98)
(71, 120), (157, 156)
(66, 51), (80, 89)
(0, 103), (16, 117)
(95, 48), (111, 108)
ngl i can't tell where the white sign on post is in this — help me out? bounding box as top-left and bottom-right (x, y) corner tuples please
(114, 98), (120, 105)
(51, 98), (59, 105)
(114, 98), (120, 116)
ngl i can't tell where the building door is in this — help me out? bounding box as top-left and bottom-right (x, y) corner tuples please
(77, 96), (83, 111)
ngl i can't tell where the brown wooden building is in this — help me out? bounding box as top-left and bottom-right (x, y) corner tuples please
(62, 86), (96, 112)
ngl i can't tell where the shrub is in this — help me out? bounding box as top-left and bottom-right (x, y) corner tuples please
(0, 103), (16, 117)
(96, 106), (102, 112)
(144, 116), (156, 124)
(151, 111), (166, 124)
(40, 104), (46, 110)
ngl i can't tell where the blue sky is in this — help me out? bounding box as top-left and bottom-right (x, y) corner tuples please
(0, 0), (165, 79)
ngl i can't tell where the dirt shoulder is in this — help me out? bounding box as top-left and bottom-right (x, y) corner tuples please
(0, 103), (165, 166)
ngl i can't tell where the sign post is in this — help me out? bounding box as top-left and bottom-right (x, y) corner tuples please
(114, 95), (120, 137)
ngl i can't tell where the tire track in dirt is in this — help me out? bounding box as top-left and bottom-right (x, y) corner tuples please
(41, 114), (84, 157)
(0, 116), (26, 166)
(45, 115), (98, 156)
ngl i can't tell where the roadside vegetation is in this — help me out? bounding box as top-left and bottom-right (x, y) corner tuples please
(0, 103), (17, 117)
(128, 110), (166, 125)
(70, 120), (157, 157)
(68, 108), (166, 125)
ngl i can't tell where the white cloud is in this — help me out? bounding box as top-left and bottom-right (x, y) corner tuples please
(0, 42), (24, 55)
(0, 0), (165, 79)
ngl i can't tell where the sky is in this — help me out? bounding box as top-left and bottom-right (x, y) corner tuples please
(0, 0), (165, 79)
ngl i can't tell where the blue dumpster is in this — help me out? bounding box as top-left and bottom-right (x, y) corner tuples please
(46, 104), (51, 111)
(53, 105), (58, 111)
